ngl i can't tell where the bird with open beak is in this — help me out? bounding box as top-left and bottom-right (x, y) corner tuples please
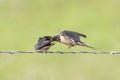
(34, 36), (55, 53)
(52, 30), (95, 49)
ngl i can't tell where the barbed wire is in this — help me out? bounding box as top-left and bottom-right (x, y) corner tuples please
(0, 50), (120, 55)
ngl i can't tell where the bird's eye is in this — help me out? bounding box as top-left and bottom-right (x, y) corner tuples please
(61, 33), (64, 36)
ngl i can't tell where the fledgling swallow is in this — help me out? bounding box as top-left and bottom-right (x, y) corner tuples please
(52, 30), (95, 50)
(34, 36), (55, 53)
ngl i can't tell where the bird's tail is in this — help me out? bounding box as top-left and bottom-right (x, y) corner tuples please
(77, 42), (96, 50)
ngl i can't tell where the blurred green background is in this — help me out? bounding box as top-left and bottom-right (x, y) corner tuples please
(0, 0), (120, 80)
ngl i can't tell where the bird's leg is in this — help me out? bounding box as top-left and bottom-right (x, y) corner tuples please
(68, 44), (74, 48)
(44, 51), (48, 53)
(35, 50), (43, 53)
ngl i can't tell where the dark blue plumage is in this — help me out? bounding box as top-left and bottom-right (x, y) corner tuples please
(57, 30), (95, 49)
(34, 36), (54, 53)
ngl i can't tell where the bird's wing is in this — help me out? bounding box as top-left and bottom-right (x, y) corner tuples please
(34, 38), (50, 50)
(62, 30), (86, 42)
(63, 30), (87, 38)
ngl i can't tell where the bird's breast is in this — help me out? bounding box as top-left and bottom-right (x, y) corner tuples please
(60, 36), (76, 46)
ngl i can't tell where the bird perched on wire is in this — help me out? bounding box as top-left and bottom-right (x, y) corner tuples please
(52, 30), (95, 50)
(34, 36), (55, 53)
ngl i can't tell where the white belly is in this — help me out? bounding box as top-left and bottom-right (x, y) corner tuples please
(60, 36), (76, 46)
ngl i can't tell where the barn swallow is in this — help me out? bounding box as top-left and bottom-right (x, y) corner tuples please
(34, 36), (55, 53)
(52, 30), (95, 49)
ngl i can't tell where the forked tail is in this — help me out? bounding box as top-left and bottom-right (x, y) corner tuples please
(77, 42), (96, 50)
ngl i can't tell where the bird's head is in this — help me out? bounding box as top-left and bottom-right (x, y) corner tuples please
(43, 36), (52, 40)
(51, 35), (60, 42)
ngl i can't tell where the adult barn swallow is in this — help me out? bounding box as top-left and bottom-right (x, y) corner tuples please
(53, 30), (95, 49)
(34, 36), (54, 53)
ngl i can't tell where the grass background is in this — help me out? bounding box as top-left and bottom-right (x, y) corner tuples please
(0, 0), (120, 80)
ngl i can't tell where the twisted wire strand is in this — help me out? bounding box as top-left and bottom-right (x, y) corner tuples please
(0, 50), (120, 54)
